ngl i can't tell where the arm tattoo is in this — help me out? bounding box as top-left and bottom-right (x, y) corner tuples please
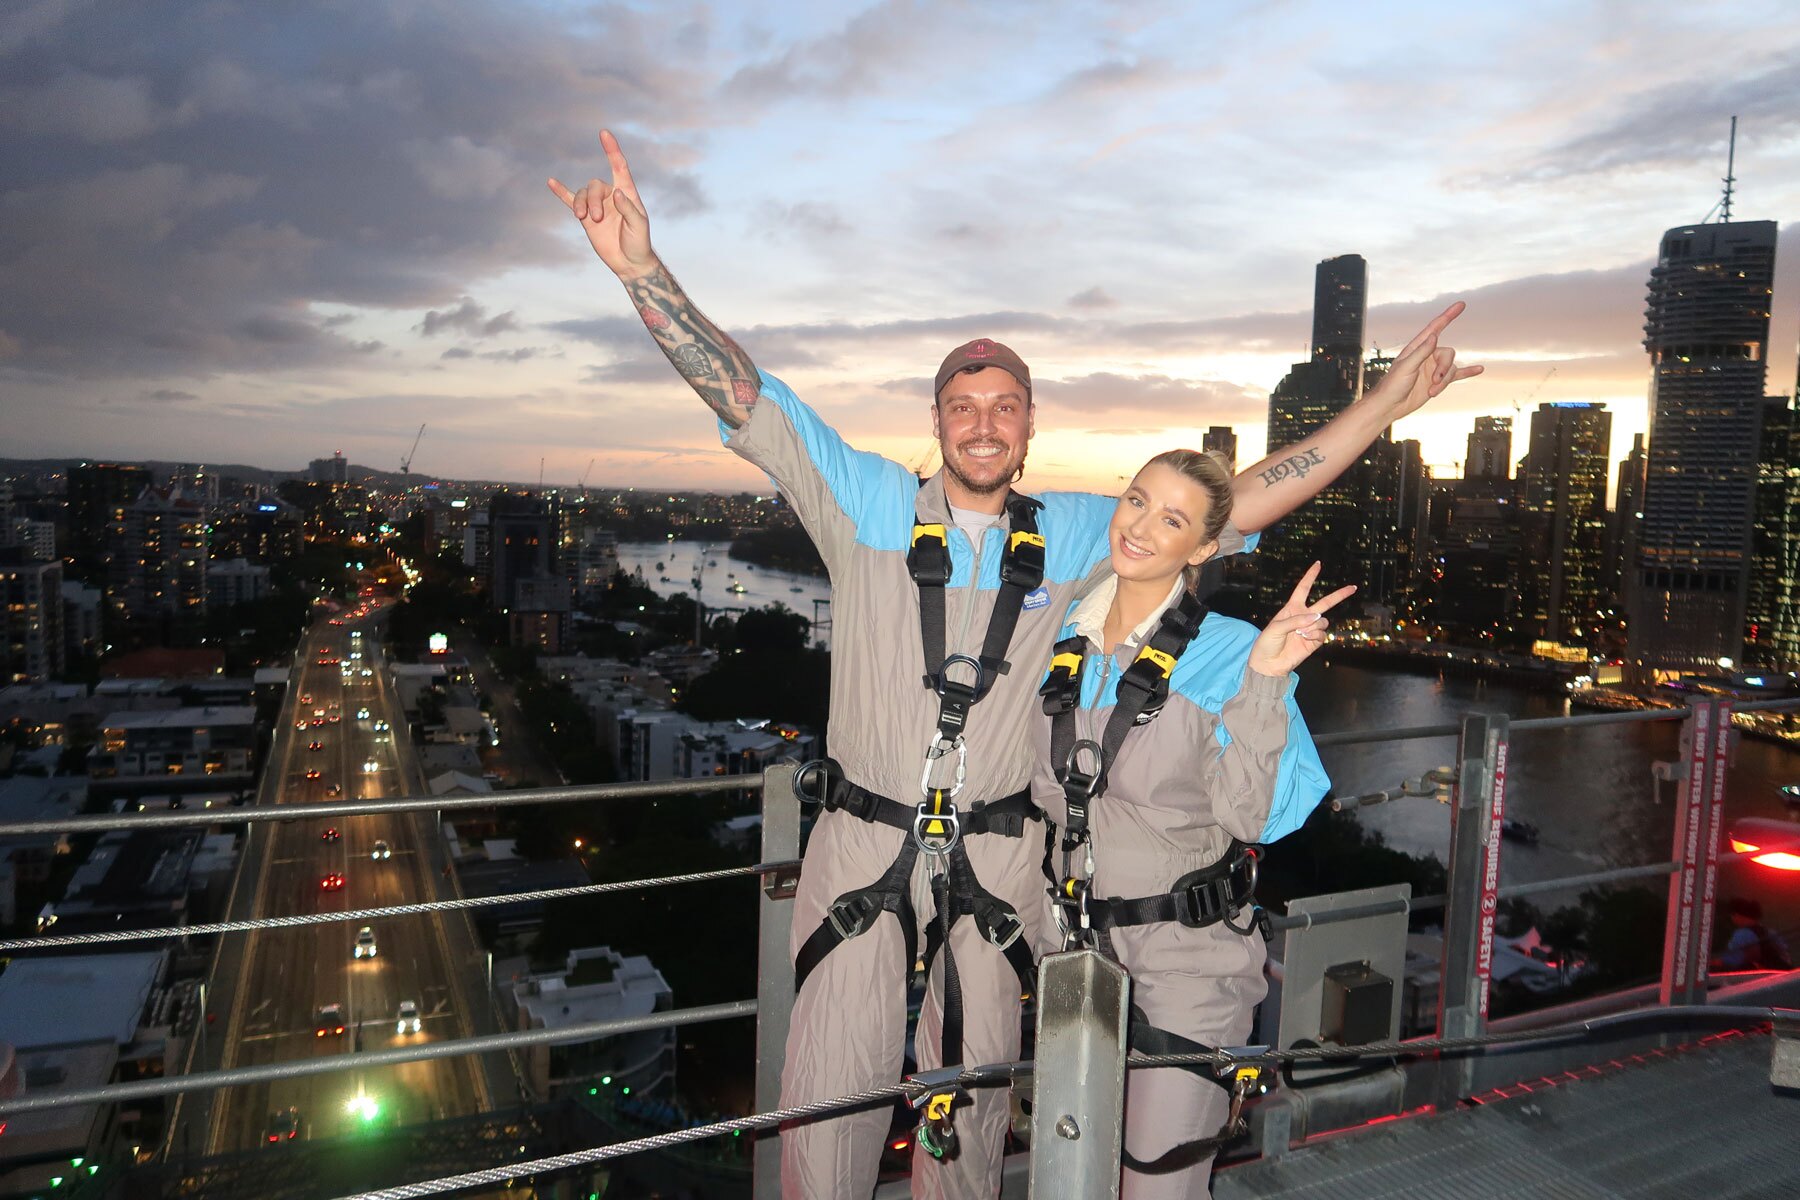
(623, 264), (762, 427)
(1257, 447), (1325, 488)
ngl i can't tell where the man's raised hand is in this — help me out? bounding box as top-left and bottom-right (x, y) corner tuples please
(548, 130), (658, 281)
(1366, 301), (1484, 422)
(1249, 562), (1356, 677)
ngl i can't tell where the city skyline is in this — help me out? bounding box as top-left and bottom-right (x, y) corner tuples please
(2, 2), (1800, 495)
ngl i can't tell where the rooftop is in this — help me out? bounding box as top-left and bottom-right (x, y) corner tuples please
(0, 951), (166, 1049)
(100, 705), (256, 731)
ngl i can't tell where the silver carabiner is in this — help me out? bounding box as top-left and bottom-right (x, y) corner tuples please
(919, 732), (967, 799)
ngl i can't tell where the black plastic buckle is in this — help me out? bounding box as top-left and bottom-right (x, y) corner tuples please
(971, 799), (1026, 839)
(827, 894), (880, 941)
(1000, 529), (1045, 588)
(1180, 877), (1228, 928)
(908, 524), (951, 585)
(976, 900), (1024, 950)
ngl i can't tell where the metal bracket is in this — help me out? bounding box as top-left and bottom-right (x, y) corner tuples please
(761, 862), (801, 901)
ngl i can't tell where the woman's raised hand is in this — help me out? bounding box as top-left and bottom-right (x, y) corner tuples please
(1249, 562), (1357, 677)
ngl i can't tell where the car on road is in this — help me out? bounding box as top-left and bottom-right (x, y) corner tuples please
(353, 926), (378, 959)
(362, 760), (379, 773)
(373, 720), (389, 732)
(356, 707), (371, 720)
(396, 999), (421, 1035)
(314, 1004), (346, 1037)
(308, 740), (324, 752)
(325, 784), (343, 798)
(305, 768), (323, 780)
(371, 840), (391, 860)
(360, 668), (374, 677)
(264, 1106), (302, 1144)
(320, 871), (345, 891)
(300, 693), (312, 705)
(322, 827), (340, 842)
(310, 717), (326, 728)
(294, 719), (308, 730)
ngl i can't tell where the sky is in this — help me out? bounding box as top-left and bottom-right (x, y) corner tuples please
(2, 0), (1799, 498)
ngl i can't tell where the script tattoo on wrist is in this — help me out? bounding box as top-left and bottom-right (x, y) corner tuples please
(623, 264), (762, 428)
(1257, 447), (1326, 488)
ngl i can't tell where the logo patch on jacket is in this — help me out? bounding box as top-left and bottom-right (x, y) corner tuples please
(1022, 586), (1050, 611)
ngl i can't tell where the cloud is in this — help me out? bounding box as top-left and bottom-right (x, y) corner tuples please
(0, 0), (724, 382)
(416, 297), (519, 339)
(1068, 286), (1117, 309)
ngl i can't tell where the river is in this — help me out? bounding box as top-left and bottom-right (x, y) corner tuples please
(617, 542), (1800, 933)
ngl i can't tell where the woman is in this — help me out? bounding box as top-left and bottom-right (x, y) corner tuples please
(1030, 448), (1349, 1198)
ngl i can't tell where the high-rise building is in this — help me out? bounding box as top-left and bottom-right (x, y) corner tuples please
(1628, 219), (1778, 677)
(489, 494), (556, 613)
(1746, 392), (1799, 670)
(106, 486), (209, 641)
(0, 548), (65, 683)
(1202, 426), (1239, 467)
(1519, 402), (1612, 647)
(309, 453), (350, 486)
(66, 463), (150, 577)
(1608, 434), (1647, 604)
(1464, 417), (1512, 482)
(1259, 255), (1385, 609)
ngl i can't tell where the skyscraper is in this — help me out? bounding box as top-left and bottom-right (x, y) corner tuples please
(1745, 392), (1798, 670)
(1628, 219), (1778, 676)
(1464, 417), (1512, 482)
(1608, 433), (1647, 604)
(66, 462), (150, 579)
(1202, 426), (1238, 466)
(1259, 255), (1378, 609)
(1520, 402), (1612, 646)
(106, 485), (209, 643)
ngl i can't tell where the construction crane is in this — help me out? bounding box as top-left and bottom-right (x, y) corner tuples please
(1512, 366), (1557, 413)
(400, 423), (426, 475)
(578, 457), (596, 493)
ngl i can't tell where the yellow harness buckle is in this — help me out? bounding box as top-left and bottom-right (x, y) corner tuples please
(1136, 645), (1177, 677)
(1049, 650), (1082, 676)
(912, 523), (947, 548)
(1007, 529), (1046, 553)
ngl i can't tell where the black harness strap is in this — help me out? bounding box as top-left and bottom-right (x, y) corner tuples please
(921, 839), (1034, 1069)
(1042, 589), (1208, 851)
(792, 838), (920, 996)
(805, 760), (1035, 838)
(910, 494), (1044, 726)
(1120, 1005), (1249, 1175)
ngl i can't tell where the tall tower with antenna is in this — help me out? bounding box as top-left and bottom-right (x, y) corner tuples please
(1627, 119), (1778, 678)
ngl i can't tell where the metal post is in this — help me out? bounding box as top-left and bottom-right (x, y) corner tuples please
(1436, 712), (1508, 1105)
(1660, 700), (1730, 1006)
(1029, 950), (1130, 1200)
(753, 763), (801, 1200)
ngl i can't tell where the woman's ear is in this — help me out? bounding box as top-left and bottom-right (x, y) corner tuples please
(1188, 539), (1220, 569)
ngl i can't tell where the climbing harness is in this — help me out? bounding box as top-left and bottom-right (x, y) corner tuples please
(788, 494), (1048, 1069)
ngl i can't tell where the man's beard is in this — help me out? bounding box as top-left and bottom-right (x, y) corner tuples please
(943, 442), (1027, 497)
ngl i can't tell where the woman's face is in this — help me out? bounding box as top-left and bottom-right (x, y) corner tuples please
(1108, 460), (1219, 586)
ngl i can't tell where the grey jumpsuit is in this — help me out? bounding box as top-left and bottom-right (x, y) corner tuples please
(722, 373), (1251, 1199)
(1029, 576), (1329, 1199)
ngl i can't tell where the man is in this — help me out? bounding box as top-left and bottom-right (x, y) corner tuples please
(1716, 898), (1793, 971)
(550, 130), (1479, 1199)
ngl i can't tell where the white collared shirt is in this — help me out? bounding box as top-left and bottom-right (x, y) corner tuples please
(1068, 573), (1187, 656)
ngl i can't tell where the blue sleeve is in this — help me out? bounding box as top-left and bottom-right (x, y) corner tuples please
(720, 370), (916, 551)
(1257, 683), (1330, 844)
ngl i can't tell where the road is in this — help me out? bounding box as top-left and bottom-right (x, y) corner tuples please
(206, 600), (491, 1152)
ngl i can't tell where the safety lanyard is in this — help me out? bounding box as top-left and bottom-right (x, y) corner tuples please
(906, 493), (1045, 854)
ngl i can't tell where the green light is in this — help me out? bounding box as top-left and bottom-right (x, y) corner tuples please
(70, 1160), (84, 1168)
(345, 1092), (380, 1121)
(621, 1086), (630, 1096)
(87, 1167), (99, 1177)
(50, 1180), (63, 1189)
(600, 1075), (612, 1085)
(588, 1087), (597, 1096)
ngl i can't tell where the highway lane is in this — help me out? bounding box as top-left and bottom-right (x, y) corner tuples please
(209, 601), (489, 1153)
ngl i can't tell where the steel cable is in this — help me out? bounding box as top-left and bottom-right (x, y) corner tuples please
(1, 859), (802, 952)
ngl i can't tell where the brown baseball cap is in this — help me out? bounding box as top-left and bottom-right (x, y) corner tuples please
(934, 338), (1031, 399)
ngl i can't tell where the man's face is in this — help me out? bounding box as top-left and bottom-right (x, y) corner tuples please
(932, 366), (1034, 498)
